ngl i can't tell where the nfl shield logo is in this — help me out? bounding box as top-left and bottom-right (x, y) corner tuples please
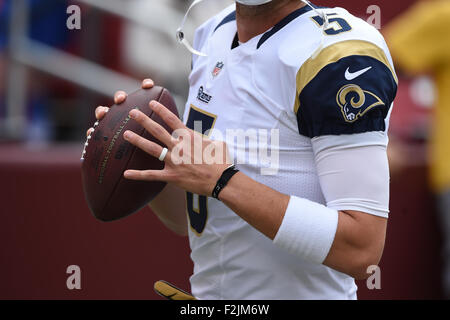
(212, 62), (224, 77)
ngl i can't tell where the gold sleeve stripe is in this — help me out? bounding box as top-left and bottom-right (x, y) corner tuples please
(294, 40), (398, 113)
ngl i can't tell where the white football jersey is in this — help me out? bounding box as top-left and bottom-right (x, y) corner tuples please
(182, 3), (397, 300)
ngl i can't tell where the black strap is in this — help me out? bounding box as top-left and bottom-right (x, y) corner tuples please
(212, 164), (240, 200)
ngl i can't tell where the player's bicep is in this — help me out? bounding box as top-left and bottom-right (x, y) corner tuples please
(312, 132), (390, 218)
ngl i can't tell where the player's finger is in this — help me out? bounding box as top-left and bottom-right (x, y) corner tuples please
(149, 100), (184, 131)
(142, 78), (154, 89)
(123, 130), (173, 162)
(114, 90), (128, 104)
(86, 127), (94, 137)
(123, 169), (170, 182)
(128, 109), (175, 149)
(95, 106), (109, 120)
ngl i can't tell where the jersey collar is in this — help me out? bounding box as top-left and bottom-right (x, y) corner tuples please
(212, 3), (319, 52)
(257, 4), (317, 49)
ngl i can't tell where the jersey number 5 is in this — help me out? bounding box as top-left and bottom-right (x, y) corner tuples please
(185, 105), (217, 235)
(311, 14), (352, 35)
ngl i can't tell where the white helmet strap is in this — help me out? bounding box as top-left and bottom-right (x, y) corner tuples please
(176, 0), (208, 57)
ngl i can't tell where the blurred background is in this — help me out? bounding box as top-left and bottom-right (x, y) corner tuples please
(0, 0), (448, 299)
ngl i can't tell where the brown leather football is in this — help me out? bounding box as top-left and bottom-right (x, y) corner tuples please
(81, 86), (178, 221)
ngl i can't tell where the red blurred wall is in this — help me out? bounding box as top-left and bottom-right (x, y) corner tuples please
(0, 141), (443, 299)
(0, 144), (192, 299)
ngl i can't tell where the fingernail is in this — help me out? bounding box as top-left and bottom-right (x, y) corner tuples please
(123, 131), (131, 140)
(143, 79), (153, 86)
(129, 109), (138, 119)
(149, 101), (157, 109)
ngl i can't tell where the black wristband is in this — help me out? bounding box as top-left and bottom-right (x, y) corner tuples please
(212, 164), (239, 200)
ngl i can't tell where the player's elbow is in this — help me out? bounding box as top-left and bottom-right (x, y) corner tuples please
(329, 236), (385, 279)
(333, 210), (387, 280)
(347, 260), (378, 280)
(346, 246), (384, 280)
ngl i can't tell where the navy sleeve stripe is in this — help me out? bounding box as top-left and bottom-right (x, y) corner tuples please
(296, 54), (397, 138)
(294, 40), (398, 114)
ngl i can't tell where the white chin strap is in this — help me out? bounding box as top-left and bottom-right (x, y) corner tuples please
(177, 0), (328, 58)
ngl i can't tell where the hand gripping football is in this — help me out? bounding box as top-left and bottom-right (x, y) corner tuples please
(81, 86), (179, 221)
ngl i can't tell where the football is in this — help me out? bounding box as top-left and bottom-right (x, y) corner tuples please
(81, 86), (178, 221)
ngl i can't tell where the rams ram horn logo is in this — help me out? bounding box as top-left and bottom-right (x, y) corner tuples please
(336, 84), (385, 123)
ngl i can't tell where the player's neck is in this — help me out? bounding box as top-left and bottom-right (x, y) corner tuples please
(236, 1), (306, 43)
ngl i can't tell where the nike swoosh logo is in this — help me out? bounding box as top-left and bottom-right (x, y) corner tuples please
(345, 66), (372, 81)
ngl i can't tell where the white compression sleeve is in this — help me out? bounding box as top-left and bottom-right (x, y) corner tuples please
(312, 131), (390, 218)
